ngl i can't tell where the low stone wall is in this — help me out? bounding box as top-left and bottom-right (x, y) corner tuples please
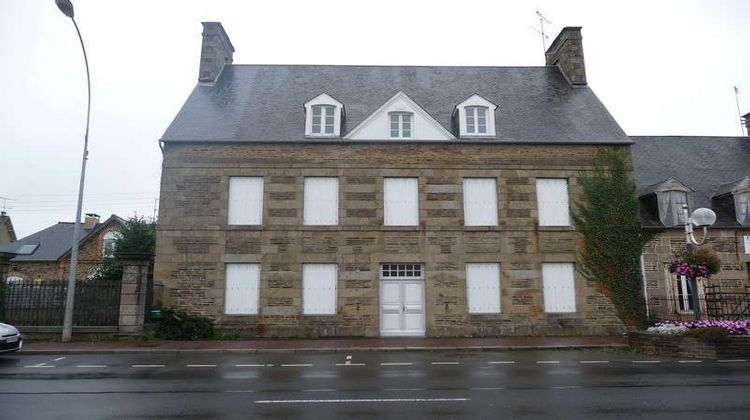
(629, 332), (750, 359)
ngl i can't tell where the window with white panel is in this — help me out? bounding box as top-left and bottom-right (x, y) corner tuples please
(463, 178), (498, 226)
(536, 178), (570, 226)
(312, 105), (336, 135)
(384, 177), (419, 226)
(303, 177), (338, 225)
(389, 112), (413, 138)
(466, 263), (501, 313)
(228, 177), (263, 225)
(224, 264), (260, 315)
(542, 263), (576, 313)
(302, 264), (338, 315)
(465, 106), (489, 135)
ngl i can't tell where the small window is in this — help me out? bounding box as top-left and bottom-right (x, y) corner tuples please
(384, 177), (419, 226)
(463, 178), (498, 226)
(101, 231), (120, 257)
(657, 190), (688, 226)
(304, 177), (338, 225)
(224, 264), (260, 315)
(536, 178), (570, 226)
(381, 264), (423, 279)
(466, 263), (501, 313)
(465, 106), (488, 134)
(542, 263), (576, 313)
(16, 244), (38, 255)
(228, 177), (264, 225)
(312, 105), (336, 135)
(303, 264), (337, 315)
(734, 192), (750, 226)
(389, 112), (413, 138)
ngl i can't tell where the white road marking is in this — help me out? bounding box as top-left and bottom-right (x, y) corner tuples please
(717, 359), (747, 363)
(335, 363), (366, 366)
(536, 361), (560, 364)
(235, 364), (265, 367)
(580, 360), (609, 364)
(551, 386), (582, 389)
(302, 389), (337, 392)
(431, 361), (459, 365)
(24, 364), (55, 368)
(488, 361), (515, 364)
(224, 390), (255, 393)
(54, 357), (66, 361)
(77, 365), (107, 368)
(346, 355), (352, 360)
(187, 364), (217, 368)
(678, 360), (702, 363)
(632, 361), (661, 364)
(471, 387), (505, 391)
(131, 364), (165, 368)
(384, 388), (426, 392)
(280, 364), (312, 367)
(255, 398), (470, 404)
(381, 362), (413, 366)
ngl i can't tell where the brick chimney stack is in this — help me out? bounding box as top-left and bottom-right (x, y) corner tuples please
(199, 22), (234, 84)
(545, 27), (587, 86)
(84, 213), (100, 230)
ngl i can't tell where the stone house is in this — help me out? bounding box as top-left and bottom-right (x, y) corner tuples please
(0, 214), (124, 283)
(632, 136), (750, 317)
(155, 23), (634, 337)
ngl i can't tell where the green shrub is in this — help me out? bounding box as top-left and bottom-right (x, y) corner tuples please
(155, 309), (214, 340)
(685, 327), (729, 343)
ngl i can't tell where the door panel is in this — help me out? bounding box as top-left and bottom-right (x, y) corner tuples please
(380, 280), (425, 336)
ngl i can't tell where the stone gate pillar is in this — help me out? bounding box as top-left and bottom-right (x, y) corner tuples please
(0, 252), (14, 283)
(118, 254), (152, 335)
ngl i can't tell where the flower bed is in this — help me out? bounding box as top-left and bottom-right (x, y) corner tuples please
(631, 319), (750, 359)
(648, 320), (750, 336)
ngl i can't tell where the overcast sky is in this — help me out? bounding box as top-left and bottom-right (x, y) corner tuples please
(1, 0), (748, 238)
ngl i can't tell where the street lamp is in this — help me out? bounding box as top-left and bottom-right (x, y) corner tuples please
(56, 0), (91, 342)
(681, 204), (717, 320)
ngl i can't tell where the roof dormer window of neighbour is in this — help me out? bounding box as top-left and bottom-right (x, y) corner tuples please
(389, 112), (413, 138)
(712, 176), (750, 226)
(735, 191), (750, 226)
(454, 94), (497, 138)
(304, 93), (344, 138)
(658, 189), (689, 226)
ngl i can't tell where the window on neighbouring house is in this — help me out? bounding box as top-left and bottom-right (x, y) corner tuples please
(228, 177), (264, 225)
(101, 231), (120, 257)
(674, 275), (695, 313)
(466, 263), (501, 314)
(657, 190), (688, 226)
(16, 244), (38, 255)
(224, 264), (260, 315)
(312, 105), (336, 135)
(536, 178), (570, 226)
(542, 263), (576, 313)
(304, 177), (338, 225)
(381, 263), (423, 279)
(384, 177), (419, 226)
(463, 178), (498, 226)
(734, 192), (750, 226)
(302, 264), (337, 315)
(465, 106), (488, 135)
(389, 112), (413, 138)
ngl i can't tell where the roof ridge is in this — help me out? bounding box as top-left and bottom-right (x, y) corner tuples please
(226, 63), (553, 70)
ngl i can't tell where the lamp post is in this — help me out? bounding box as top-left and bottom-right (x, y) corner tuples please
(681, 204), (717, 321)
(56, 0), (91, 342)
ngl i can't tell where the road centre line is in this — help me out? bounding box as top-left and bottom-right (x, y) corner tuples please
(54, 357), (66, 361)
(187, 364), (217, 368)
(717, 359), (747, 363)
(302, 389), (338, 392)
(131, 364), (165, 368)
(381, 362), (413, 366)
(580, 361), (609, 364)
(678, 360), (702, 363)
(335, 363), (366, 366)
(224, 390), (255, 393)
(280, 364), (312, 367)
(431, 361), (459, 365)
(488, 361), (515, 364)
(235, 364), (265, 367)
(24, 364), (55, 368)
(76, 365), (107, 368)
(551, 385), (582, 389)
(255, 398), (470, 404)
(632, 360), (661, 364)
(536, 361), (560, 364)
(471, 387), (505, 391)
(384, 388), (426, 392)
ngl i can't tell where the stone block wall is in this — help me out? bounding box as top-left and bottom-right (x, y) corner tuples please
(155, 142), (629, 337)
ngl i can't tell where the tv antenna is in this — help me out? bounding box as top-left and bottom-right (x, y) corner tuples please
(529, 11), (552, 55)
(0, 196), (13, 214)
(734, 85), (745, 136)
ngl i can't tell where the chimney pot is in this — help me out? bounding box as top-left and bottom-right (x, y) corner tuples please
(199, 22), (235, 84)
(84, 213), (100, 230)
(545, 27), (587, 86)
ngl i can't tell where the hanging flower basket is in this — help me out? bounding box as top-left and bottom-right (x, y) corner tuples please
(668, 248), (721, 279)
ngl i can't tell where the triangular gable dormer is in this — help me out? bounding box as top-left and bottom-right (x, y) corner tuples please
(639, 177), (694, 227)
(304, 93), (345, 138)
(453, 94), (498, 138)
(713, 175), (750, 226)
(344, 91), (455, 141)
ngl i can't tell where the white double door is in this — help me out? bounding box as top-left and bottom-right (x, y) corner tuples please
(379, 280), (425, 336)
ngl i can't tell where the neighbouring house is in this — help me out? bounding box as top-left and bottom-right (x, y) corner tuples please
(155, 23), (633, 337)
(0, 213), (124, 283)
(0, 211), (16, 246)
(632, 136), (750, 317)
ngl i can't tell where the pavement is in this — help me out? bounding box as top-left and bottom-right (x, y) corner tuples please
(2, 349), (749, 419)
(20, 335), (628, 354)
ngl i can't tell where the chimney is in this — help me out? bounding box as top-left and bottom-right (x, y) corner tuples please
(199, 22), (235, 84)
(743, 112), (750, 136)
(545, 27), (587, 86)
(84, 213), (100, 230)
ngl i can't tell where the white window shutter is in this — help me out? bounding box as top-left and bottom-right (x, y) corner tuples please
(542, 263), (576, 313)
(463, 178), (498, 226)
(466, 263), (501, 313)
(303, 264), (337, 315)
(304, 177), (339, 225)
(384, 178), (419, 226)
(224, 264), (260, 315)
(536, 178), (570, 226)
(228, 177), (263, 225)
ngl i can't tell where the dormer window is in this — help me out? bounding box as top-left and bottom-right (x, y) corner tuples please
(735, 191), (750, 226)
(658, 190), (688, 226)
(713, 176), (750, 226)
(304, 93), (344, 138)
(389, 112), (413, 138)
(455, 94), (497, 138)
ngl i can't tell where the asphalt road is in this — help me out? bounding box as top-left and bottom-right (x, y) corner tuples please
(1, 349), (749, 419)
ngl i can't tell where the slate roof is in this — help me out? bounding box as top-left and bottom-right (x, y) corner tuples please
(630, 136), (750, 228)
(161, 65), (629, 144)
(0, 215), (124, 262)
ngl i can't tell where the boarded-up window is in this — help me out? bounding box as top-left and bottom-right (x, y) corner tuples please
(466, 263), (501, 313)
(228, 177), (263, 225)
(384, 177), (419, 226)
(304, 177), (339, 225)
(463, 178), (498, 226)
(542, 263), (576, 313)
(536, 178), (570, 226)
(302, 264), (337, 315)
(224, 264), (260, 315)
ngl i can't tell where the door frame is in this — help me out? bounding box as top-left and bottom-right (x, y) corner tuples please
(378, 263), (426, 337)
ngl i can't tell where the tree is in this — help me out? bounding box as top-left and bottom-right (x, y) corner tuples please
(573, 150), (653, 328)
(88, 215), (155, 282)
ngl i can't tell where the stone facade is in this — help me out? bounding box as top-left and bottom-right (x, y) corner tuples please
(155, 142), (629, 337)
